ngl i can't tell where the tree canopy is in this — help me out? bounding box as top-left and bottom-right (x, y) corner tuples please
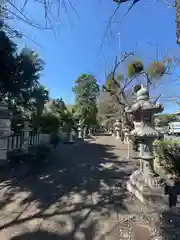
(73, 74), (100, 128)
(0, 24), (45, 106)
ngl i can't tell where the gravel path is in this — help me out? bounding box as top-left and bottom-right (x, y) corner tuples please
(0, 134), (179, 239)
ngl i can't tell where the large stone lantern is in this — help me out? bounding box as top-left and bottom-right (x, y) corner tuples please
(125, 85), (167, 203)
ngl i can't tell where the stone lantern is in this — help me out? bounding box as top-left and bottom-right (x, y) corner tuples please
(114, 120), (120, 140)
(125, 85), (167, 203)
(77, 121), (83, 139)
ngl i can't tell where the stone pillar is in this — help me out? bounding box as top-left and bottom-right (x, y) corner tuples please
(22, 121), (31, 152)
(69, 129), (75, 143)
(83, 127), (87, 138)
(0, 97), (12, 165)
(109, 128), (113, 135)
(77, 121), (83, 139)
(126, 85), (167, 204)
(112, 123), (116, 136)
(123, 128), (129, 143)
(88, 128), (92, 135)
(114, 120), (120, 140)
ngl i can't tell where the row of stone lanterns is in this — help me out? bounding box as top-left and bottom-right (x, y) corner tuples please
(77, 121), (94, 140)
(112, 120), (131, 144)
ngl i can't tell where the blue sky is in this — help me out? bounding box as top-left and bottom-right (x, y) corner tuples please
(9, 0), (180, 113)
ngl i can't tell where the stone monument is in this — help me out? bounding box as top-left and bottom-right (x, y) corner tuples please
(114, 119), (120, 140)
(125, 85), (167, 203)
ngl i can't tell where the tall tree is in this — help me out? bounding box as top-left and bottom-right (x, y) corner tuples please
(0, 26), (44, 104)
(0, 24), (46, 131)
(73, 74), (100, 129)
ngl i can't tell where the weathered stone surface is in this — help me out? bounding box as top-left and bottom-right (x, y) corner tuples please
(125, 85), (168, 205)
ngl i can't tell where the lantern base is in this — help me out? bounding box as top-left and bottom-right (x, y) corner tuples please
(127, 170), (168, 204)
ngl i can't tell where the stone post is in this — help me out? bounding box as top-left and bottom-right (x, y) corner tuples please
(69, 129), (75, 143)
(22, 120), (31, 153)
(126, 85), (167, 204)
(109, 128), (113, 135)
(123, 128), (129, 143)
(112, 123), (115, 136)
(88, 128), (92, 135)
(83, 126), (87, 138)
(0, 97), (12, 165)
(77, 121), (83, 139)
(114, 120), (120, 140)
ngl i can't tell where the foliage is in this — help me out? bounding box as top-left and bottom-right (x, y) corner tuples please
(38, 114), (60, 133)
(153, 139), (180, 178)
(147, 61), (166, 79)
(29, 85), (49, 115)
(0, 26), (44, 103)
(32, 144), (52, 164)
(73, 74), (100, 128)
(39, 98), (76, 134)
(127, 60), (144, 78)
(155, 114), (176, 127)
(0, 22), (48, 134)
(50, 134), (60, 147)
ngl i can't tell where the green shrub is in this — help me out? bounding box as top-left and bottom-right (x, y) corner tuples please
(38, 114), (60, 133)
(30, 144), (51, 164)
(153, 139), (180, 177)
(50, 134), (60, 147)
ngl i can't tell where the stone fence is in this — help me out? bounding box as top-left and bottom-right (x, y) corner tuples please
(6, 131), (50, 152)
(0, 130), (51, 165)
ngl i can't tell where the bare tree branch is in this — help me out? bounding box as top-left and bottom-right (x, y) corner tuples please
(162, 0), (175, 7)
(100, 3), (121, 50)
(2, 0), (78, 30)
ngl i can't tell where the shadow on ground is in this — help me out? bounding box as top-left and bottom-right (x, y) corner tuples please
(10, 219), (98, 240)
(159, 210), (180, 238)
(0, 137), (135, 238)
(11, 231), (69, 240)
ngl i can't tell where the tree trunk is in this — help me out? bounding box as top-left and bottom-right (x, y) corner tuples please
(176, 0), (180, 44)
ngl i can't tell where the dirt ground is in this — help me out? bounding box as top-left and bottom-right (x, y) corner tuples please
(0, 134), (179, 239)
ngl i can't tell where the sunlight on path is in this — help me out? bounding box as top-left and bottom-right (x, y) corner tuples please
(0, 135), (163, 239)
